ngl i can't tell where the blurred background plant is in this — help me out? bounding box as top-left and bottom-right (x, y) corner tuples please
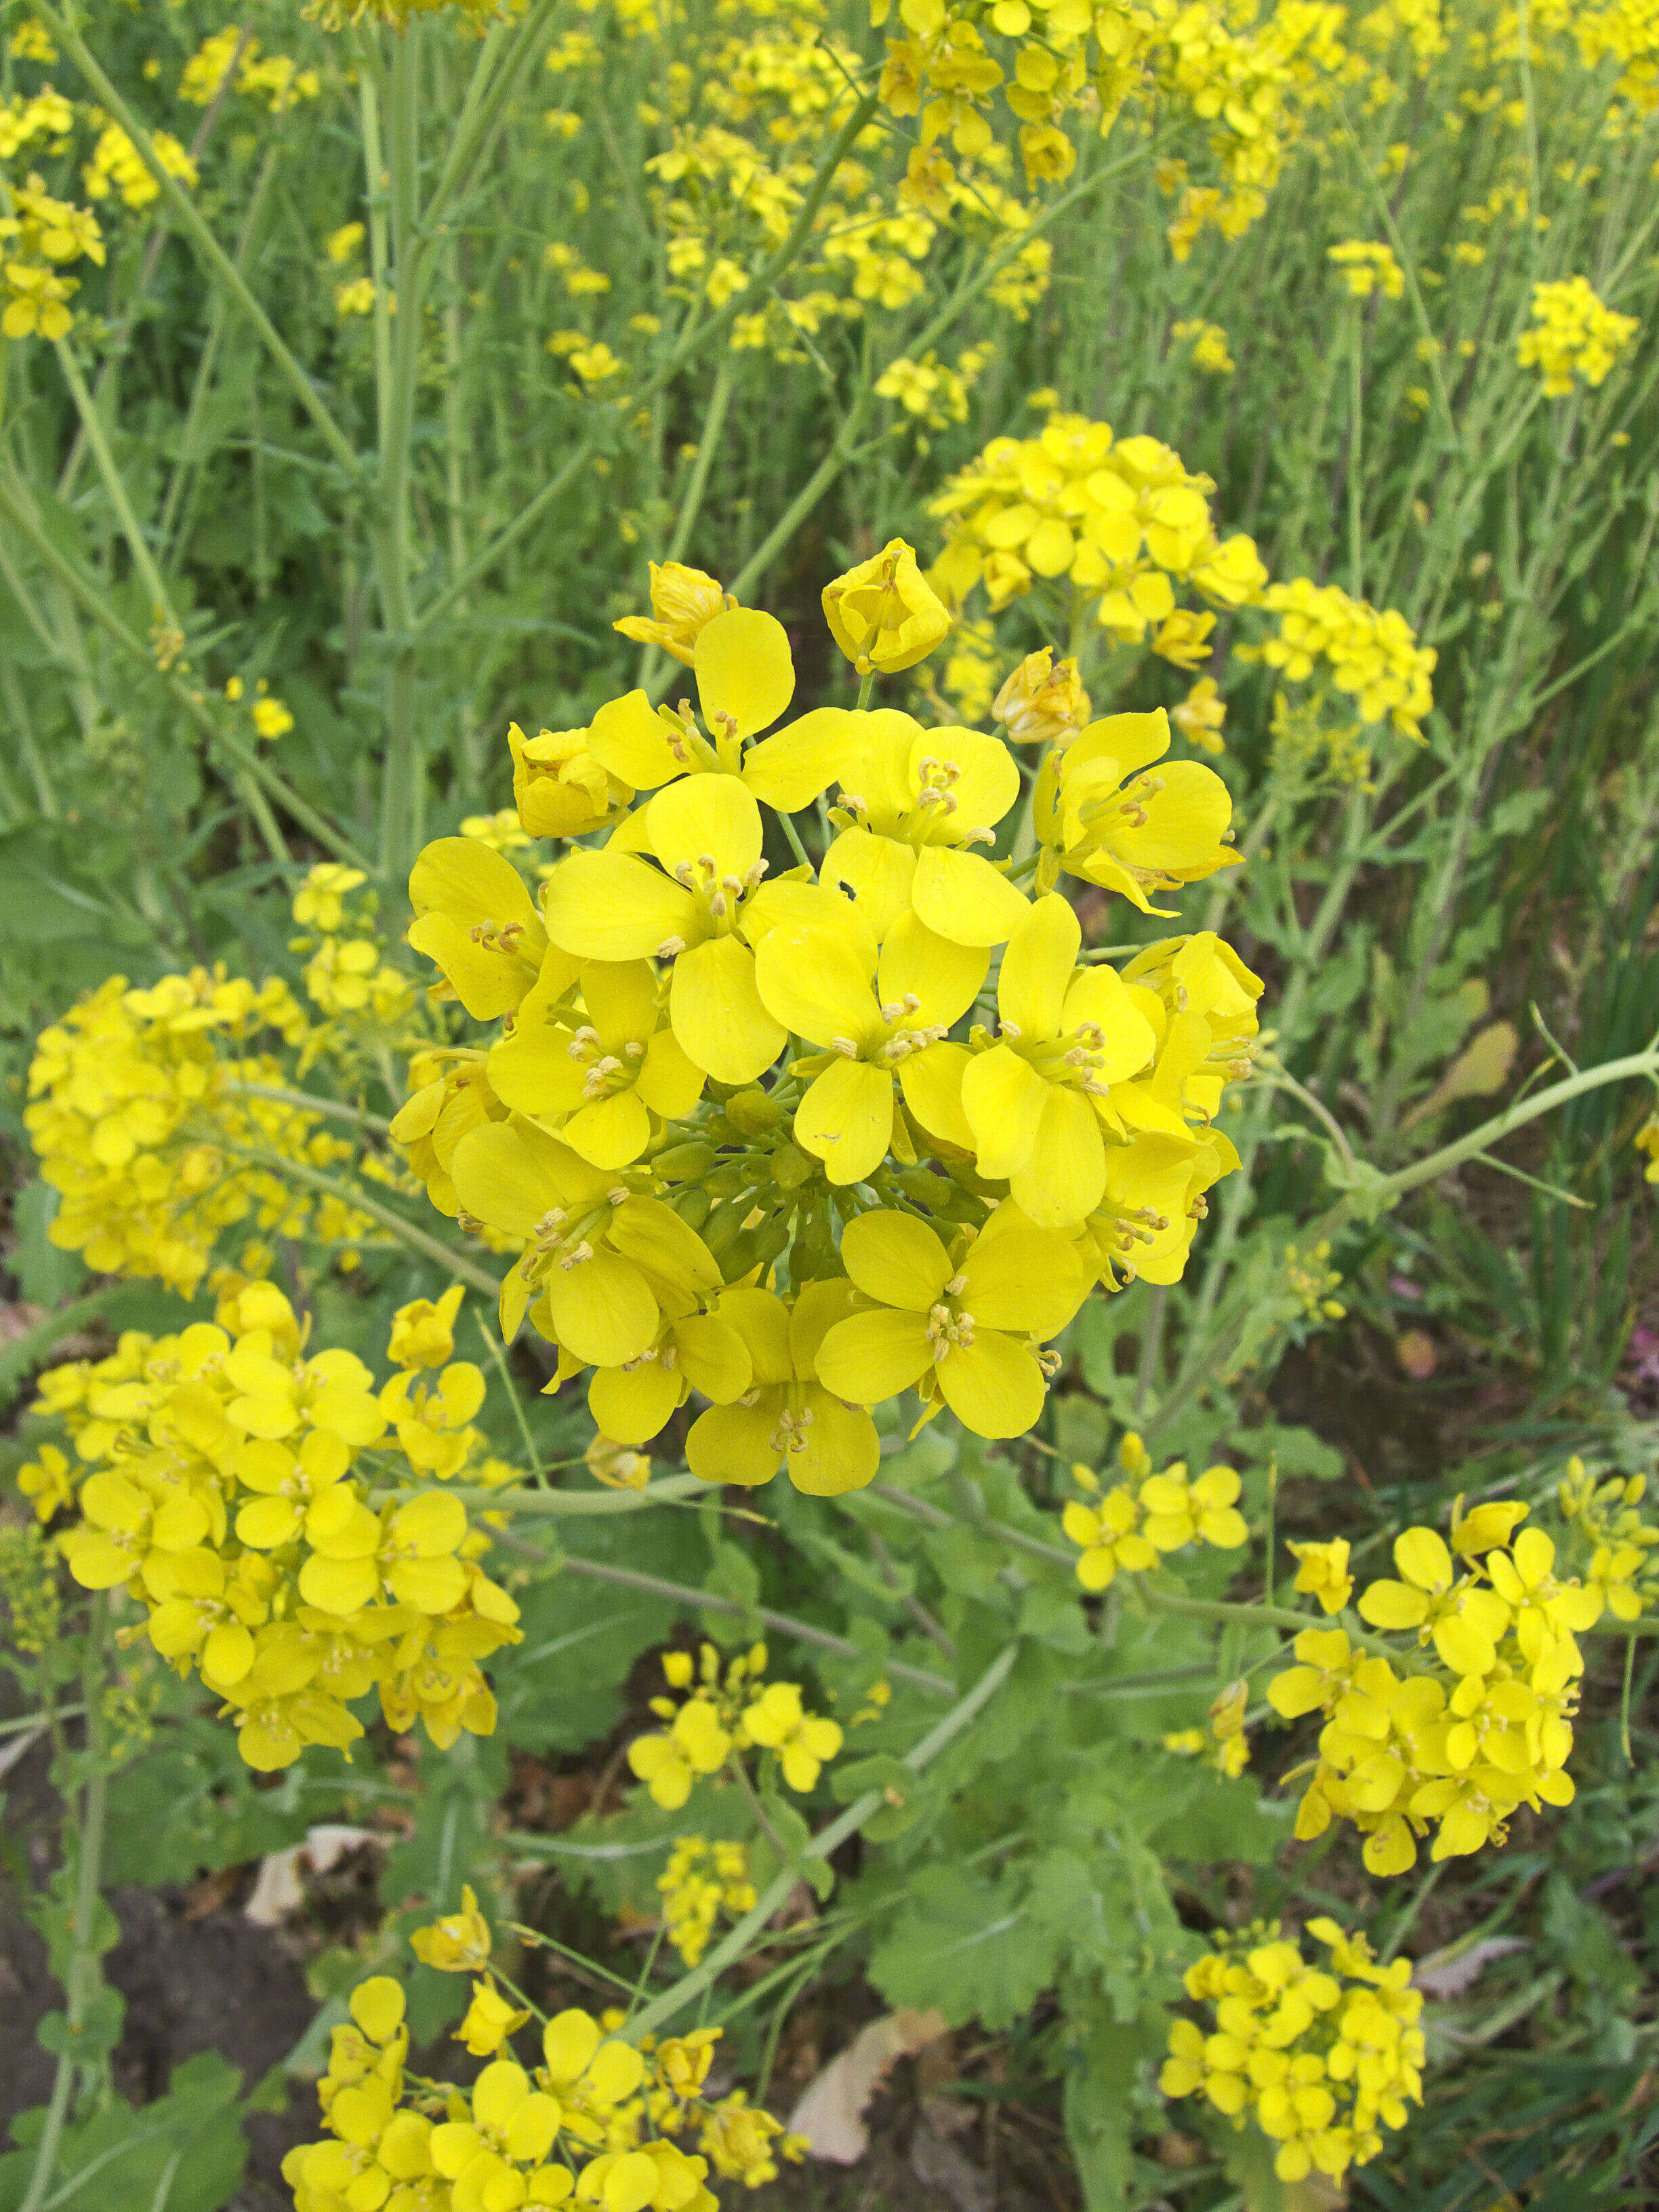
(1, 0), (1658, 2207)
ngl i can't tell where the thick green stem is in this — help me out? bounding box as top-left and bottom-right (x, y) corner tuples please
(222, 1143), (499, 1294)
(621, 1643), (1016, 2040)
(455, 1476), (706, 1514)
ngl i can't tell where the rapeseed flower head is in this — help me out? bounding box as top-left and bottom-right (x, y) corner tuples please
(1517, 276), (1638, 395)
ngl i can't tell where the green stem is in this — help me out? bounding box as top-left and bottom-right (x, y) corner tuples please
(454, 1476), (706, 1513)
(27, 0), (359, 478)
(1347, 308), (1364, 598)
(0, 470), (369, 867)
(856, 670), (876, 710)
(548, 1552), (955, 1697)
(52, 342), (175, 628)
(640, 356), (736, 693)
(220, 1143), (499, 1294)
(18, 1601), (108, 2212)
(228, 1082), (392, 1135)
(620, 1643), (1016, 2041)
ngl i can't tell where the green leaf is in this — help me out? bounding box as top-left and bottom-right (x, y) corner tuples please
(0, 2053), (246, 2212)
(867, 1862), (1059, 2030)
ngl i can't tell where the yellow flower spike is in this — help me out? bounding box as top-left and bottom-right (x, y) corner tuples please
(613, 560), (735, 667)
(822, 537), (951, 676)
(960, 893), (1158, 1226)
(411, 1885), (493, 1971)
(814, 1202), (1089, 1440)
(388, 1284), (468, 1371)
(407, 838), (556, 1021)
(693, 607), (795, 740)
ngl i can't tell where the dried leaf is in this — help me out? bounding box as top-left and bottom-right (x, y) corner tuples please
(243, 1824), (380, 1928)
(786, 2007), (949, 2163)
(1401, 1021), (1518, 1131)
(1412, 1934), (1528, 1998)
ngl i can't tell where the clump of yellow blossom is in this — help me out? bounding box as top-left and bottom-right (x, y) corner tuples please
(628, 1645), (843, 1807)
(929, 411), (1265, 651)
(0, 173), (103, 339)
(657, 1837), (758, 1965)
(1242, 578), (1435, 741)
(1172, 318), (1235, 374)
(23, 968), (380, 1295)
(1555, 1458), (1658, 1622)
(1063, 1431), (1248, 1591)
(1328, 239), (1404, 299)
(288, 863), (417, 1035)
(823, 537), (953, 676)
(1162, 1918), (1425, 2185)
(286, 1906), (806, 2212)
(22, 1286), (520, 1769)
(1517, 275), (1638, 396)
(1269, 1500), (1602, 1874)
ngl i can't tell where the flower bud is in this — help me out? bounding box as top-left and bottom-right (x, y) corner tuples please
(991, 647), (1091, 747)
(822, 537), (952, 676)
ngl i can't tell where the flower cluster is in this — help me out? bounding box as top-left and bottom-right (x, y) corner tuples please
(656, 1837), (758, 1966)
(22, 1285), (520, 1771)
(1160, 1918), (1425, 2186)
(928, 410), (1267, 650)
(0, 169), (103, 338)
(1516, 274), (1638, 395)
(628, 1645), (842, 1808)
(1244, 577), (1436, 741)
(395, 550), (1263, 1487)
(1555, 1458), (1658, 1622)
(24, 968), (380, 1295)
(1171, 317), (1235, 375)
(290, 863), (419, 1036)
(1269, 1503), (1602, 1873)
(286, 1922), (806, 2212)
(179, 26), (322, 112)
(1062, 1430), (1248, 1591)
(1327, 239), (1404, 299)
(82, 115), (197, 211)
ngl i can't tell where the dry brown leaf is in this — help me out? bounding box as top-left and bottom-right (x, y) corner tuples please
(243, 1824), (380, 1927)
(786, 2007), (949, 2163)
(1401, 1021), (1518, 1131)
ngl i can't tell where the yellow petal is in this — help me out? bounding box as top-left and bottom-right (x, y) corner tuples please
(590, 1356), (684, 1443)
(794, 1058), (893, 1185)
(541, 1251), (658, 1368)
(562, 1090), (653, 1170)
(451, 1119), (606, 1240)
(635, 1028), (705, 1120)
(998, 893), (1078, 1038)
(647, 773), (762, 879)
(586, 690), (684, 789)
(670, 936), (785, 1084)
(820, 827), (916, 941)
(743, 708), (859, 811)
(960, 1204), (1090, 1334)
(838, 1210), (951, 1309)
(909, 726), (1020, 836)
(1060, 965), (1158, 1081)
(542, 850), (691, 960)
(686, 1399), (785, 1487)
(961, 1040), (1052, 1181)
(410, 836), (539, 935)
(876, 912), (987, 1029)
(752, 924), (877, 1046)
(937, 1329), (1046, 1438)
(673, 1313), (752, 1403)
(694, 608), (794, 738)
(898, 1042), (975, 1151)
(912, 847), (1030, 947)
(1010, 1086), (1106, 1227)
(813, 1309), (933, 1403)
(791, 1391), (881, 1495)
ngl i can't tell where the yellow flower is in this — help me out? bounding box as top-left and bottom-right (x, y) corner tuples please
(822, 537), (951, 675)
(1355, 1528), (1513, 1676)
(820, 710), (1031, 947)
(457, 1978), (531, 2057)
(508, 721), (634, 840)
(411, 1884), (493, 1971)
(613, 560), (735, 665)
(686, 1283), (880, 1496)
(815, 1202), (1089, 1439)
(740, 1681), (842, 1790)
(1063, 1482), (1158, 1590)
(628, 1696), (732, 1808)
(1138, 1462), (1248, 1551)
(488, 958), (703, 1169)
(960, 893), (1158, 1226)
(1034, 709), (1237, 914)
(991, 647), (1091, 747)
(388, 1284), (468, 1370)
(1287, 1538), (1353, 1614)
(753, 912), (985, 1183)
(407, 837), (559, 1021)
